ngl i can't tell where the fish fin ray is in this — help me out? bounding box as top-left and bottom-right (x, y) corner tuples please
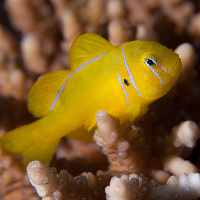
(28, 70), (71, 118)
(69, 33), (114, 70)
(84, 113), (97, 131)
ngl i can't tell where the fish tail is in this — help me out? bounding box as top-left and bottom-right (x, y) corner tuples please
(0, 116), (62, 165)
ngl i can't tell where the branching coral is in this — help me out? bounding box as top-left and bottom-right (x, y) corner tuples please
(6, 0), (61, 74)
(94, 111), (199, 184)
(106, 174), (150, 200)
(188, 13), (200, 38)
(27, 161), (109, 200)
(0, 53), (26, 100)
(0, 25), (19, 59)
(6, 0), (59, 53)
(94, 110), (149, 176)
(27, 161), (200, 200)
(106, 173), (200, 200)
(175, 43), (197, 84)
(0, 25), (26, 100)
(0, 147), (39, 200)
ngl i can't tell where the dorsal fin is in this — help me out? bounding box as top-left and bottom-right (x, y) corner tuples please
(69, 33), (115, 70)
(27, 70), (71, 118)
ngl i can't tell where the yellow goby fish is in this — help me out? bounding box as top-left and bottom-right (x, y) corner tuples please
(0, 33), (182, 165)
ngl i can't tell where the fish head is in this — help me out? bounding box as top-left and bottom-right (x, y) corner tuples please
(119, 40), (182, 104)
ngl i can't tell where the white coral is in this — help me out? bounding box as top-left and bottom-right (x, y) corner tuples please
(172, 121), (200, 148)
(106, 174), (156, 200)
(152, 173), (200, 200)
(106, 173), (200, 200)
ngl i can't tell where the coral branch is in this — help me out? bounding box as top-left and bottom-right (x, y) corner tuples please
(0, 53), (26, 100)
(27, 161), (109, 200)
(0, 147), (39, 200)
(175, 43), (197, 84)
(21, 34), (48, 74)
(0, 25), (19, 59)
(106, 173), (200, 200)
(171, 120), (200, 149)
(94, 111), (199, 183)
(163, 156), (198, 176)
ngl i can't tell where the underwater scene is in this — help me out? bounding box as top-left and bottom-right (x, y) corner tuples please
(0, 0), (200, 199)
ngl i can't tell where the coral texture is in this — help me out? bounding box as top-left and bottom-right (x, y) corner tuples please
(27, 161), (109, 200)
(0, 148), (39, 200)
(27, 161), (200, 200)
(94, 111), (199, 183)
(0, 0), (200, 199)
(106, 173), (200, 200)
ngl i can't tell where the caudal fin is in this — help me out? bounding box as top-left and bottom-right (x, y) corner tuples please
(0, 117), (61, 165)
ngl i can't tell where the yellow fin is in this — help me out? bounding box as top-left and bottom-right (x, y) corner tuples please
(28, 70), (70, 118)
(0, 115), (61, 165)
(69, 33), (115, 70)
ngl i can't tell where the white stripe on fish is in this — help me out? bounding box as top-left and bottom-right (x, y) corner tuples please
(116, 73), (129, 108)
(50, 53), (106, 111)
(122, 44), (142, 96)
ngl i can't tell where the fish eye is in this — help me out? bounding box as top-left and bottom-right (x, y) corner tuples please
(146, 59), (155, 66)
(143, 55), (157, 67)
(124, 79), (129, 86)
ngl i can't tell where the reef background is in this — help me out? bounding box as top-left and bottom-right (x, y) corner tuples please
(1, 0), (200, 199)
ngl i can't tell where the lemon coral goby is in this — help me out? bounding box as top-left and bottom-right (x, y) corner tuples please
(0, 33), (182, 165)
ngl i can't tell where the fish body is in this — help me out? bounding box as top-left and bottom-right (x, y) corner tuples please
(0, 33), (182, 165)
